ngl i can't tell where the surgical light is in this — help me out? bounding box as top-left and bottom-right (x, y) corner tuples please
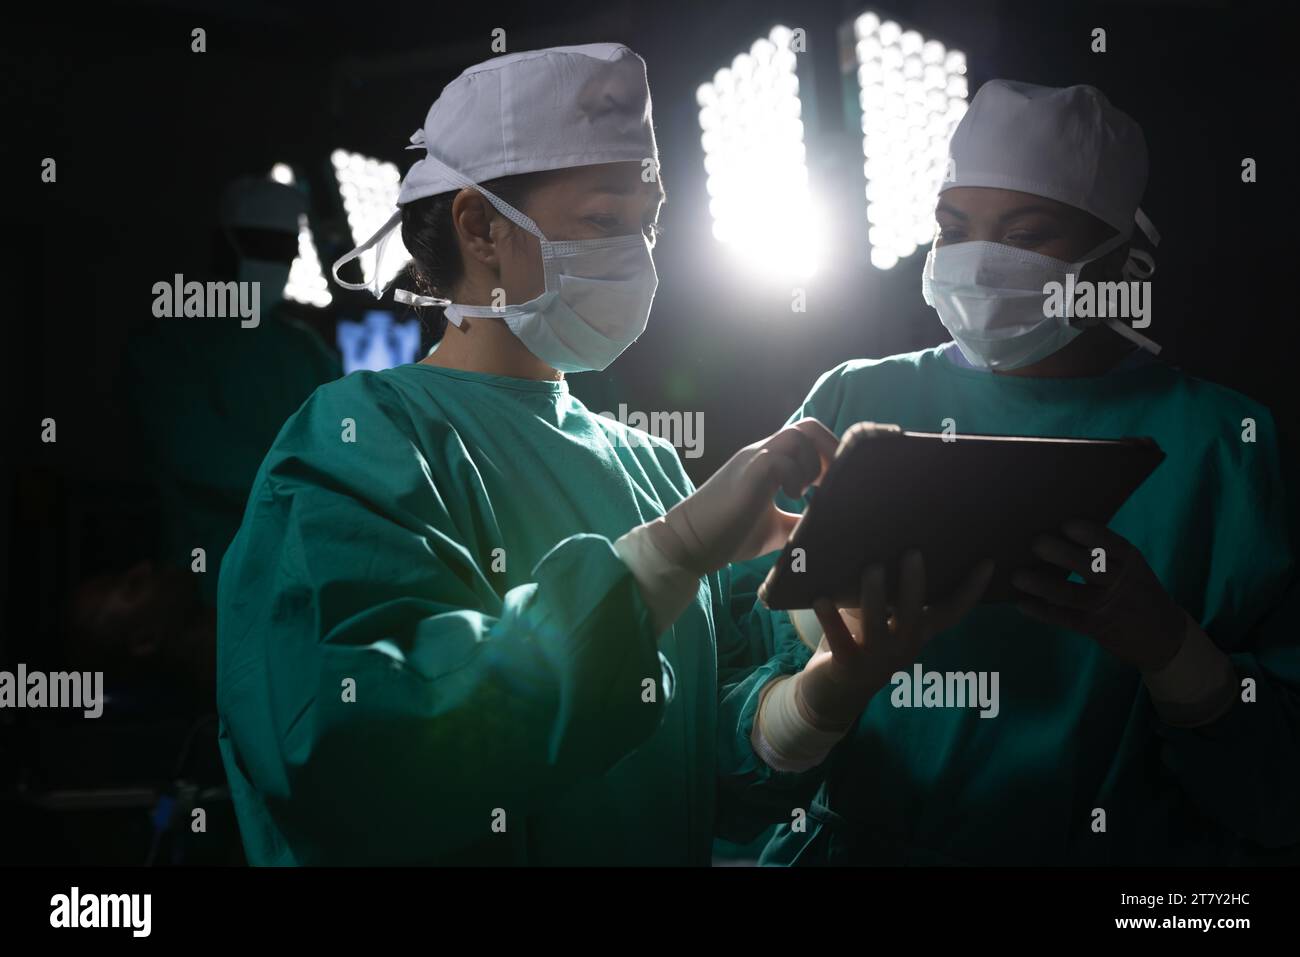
(260, 163), (332, 308)
(851, 11), (967, 269)
(696, 25), (825, 280)
(331, 148), (410, 294)
(286, 212), (333, 308)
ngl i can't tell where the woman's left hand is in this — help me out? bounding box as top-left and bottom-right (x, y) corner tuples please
(799, 551), (993, 730)
(1011, 520), (1189, 672)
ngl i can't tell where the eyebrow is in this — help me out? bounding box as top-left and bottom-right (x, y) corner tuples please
(936, 200), (1063, 223)
(588, 181), (668, 205)
(993, 204), (1065, 222)
(935, 201), (967, 220)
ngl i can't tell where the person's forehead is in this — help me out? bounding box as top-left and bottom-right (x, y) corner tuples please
(938, 186), (1081, 221)
(549, 161), (665, 200)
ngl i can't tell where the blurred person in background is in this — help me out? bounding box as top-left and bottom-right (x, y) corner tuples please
(68, 177), (342, 713)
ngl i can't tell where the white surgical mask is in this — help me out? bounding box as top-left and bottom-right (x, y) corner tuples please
(333, 158), (658, 374)
(921, 231), (1158, 371)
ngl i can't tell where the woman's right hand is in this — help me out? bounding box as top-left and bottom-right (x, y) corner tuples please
(642, 418), (841, 576)
(795, 551), (995, 730)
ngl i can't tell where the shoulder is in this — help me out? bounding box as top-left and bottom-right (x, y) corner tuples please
(272, 366), (448, 459)
(295, 368), (402, 418)
(1136, 364), (1277, 442)
(299, 364), (450, 418)
(586, 406), (695, 498)
(1153, 367), (1283, 468)
(642, 430), (693, 495)
(247, 367), (466, 511)
(830, 347), (944, 386)
(799, 348), (943, 417)
(1162, 367), (1274, 424)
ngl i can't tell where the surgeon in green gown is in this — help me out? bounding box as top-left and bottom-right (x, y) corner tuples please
(732, 80), (1299, 865)
(216, 45), (935, 866)
(124, 176), (341, 608)
(89, 177), (339, 711)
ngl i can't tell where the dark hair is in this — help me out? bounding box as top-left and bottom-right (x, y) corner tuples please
(399, 173), (547, 342)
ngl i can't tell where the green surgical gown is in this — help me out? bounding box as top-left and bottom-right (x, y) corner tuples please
(216, 363), (815, 865)
(741, 346), (1298, 865)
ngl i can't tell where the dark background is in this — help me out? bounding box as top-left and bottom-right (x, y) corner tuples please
(0, 0), (1292, 863)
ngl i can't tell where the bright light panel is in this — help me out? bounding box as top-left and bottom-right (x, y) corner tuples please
(263, 163), (332, 306)
(331, 148), (410, 294)
(852, 11), (967, 269)
(286, 212), (333, 308)
(265, 163), (333, 308)
(697, 25), (825, 280)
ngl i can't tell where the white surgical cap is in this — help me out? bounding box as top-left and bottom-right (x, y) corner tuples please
(333, 42), (659, 296)
(219, 177), (306, 234)
(401, 42), (658, 202)
(942, 79), (1153, 242)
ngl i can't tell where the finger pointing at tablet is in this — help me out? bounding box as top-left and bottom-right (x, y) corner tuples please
(639, 418), (841, 575)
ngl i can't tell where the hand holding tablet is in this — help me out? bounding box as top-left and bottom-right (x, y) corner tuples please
(758, 422), (1166, 615)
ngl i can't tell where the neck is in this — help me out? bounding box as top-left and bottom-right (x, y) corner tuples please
(421, 314), (562, 381)
(996, 324), (1136, 378)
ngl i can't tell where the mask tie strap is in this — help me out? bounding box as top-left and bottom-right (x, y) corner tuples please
(1103, 317), (1161, 354)
(1123, 207), (1159, 281)
(394, 132), (545, 311)
(1069, 209), (1161, 355)
(331, 209), (403, 298)
(394, 288), (452, 308)
(416, 152), (548, 241)
(1134, 207), (1160, 246)
(1105, 207), (1161, 353)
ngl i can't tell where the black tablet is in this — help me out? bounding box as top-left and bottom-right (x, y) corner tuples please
(757, 422), (1166, 610)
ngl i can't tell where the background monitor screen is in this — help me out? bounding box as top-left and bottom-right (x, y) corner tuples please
(336, 310), (423, 373)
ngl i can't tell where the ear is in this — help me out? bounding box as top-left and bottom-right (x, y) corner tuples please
(450, 189), (501, 272)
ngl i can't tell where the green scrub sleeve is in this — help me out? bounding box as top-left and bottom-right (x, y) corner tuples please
(1151, 413), (1299, 851)
(637, 440), (828, 843)
(713, 559), (828, 844)
(709, 370), (840, 846)
(217, 378), (667, 863)
(1155, 575), (1300, 850)
(1154, 452), (1294, 847)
